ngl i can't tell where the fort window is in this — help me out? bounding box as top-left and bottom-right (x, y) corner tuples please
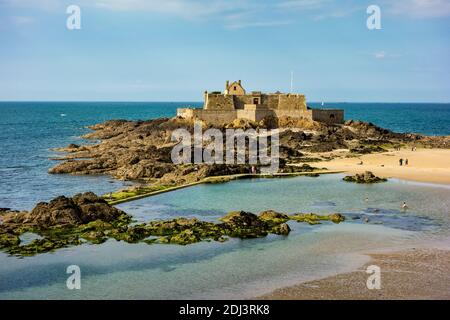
(253, 98), (260, 104)
(234, 86), (237, 90)
(330, 114), (335, 119)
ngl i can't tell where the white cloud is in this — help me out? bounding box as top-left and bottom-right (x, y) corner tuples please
(91, 0), (244, 19)
(375, 51), (386, 59)
(226, 20), (293, 30)
(11, 15), (35, 25)
(0, 0), (61, 11)
(373, 51), (403, 59)
(385, 0), (450, 18)
(276, 0), (332, 10)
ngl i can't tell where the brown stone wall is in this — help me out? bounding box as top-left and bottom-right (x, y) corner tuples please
(205, 94), (235, 110)
(278, 94), (307, 111)
(311, 109), (344, 124)
(192, 109), (238, 125)
(233, 95), (253, 110)
(263, 94), (280, 110)
(236, 109), (276, 122)
(274, 109), (313, 120)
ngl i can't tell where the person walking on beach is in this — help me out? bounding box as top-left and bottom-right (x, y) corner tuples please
(405, 158), (409, 166)
(399, 158), (403, 166)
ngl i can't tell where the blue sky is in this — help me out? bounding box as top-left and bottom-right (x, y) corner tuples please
(0, 0), (449, 102)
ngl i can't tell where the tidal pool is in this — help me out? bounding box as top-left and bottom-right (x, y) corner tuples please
(0, 174), (448, 299)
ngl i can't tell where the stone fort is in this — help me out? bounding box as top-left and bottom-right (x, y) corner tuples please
(177, 80), (344, 126)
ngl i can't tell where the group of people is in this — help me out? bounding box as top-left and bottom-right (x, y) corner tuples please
(399, 158), (409, 166)
(365, 197), (409, 211)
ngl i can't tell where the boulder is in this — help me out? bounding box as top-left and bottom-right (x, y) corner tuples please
(258, 210), (289, 225)
(343, 171), (387, 184)
(1, 192), (128, 229)
(271, 223), (291, 235)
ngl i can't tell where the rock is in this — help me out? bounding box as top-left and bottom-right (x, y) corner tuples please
(45, 115), (446, 187)
(289, 213), (345, 225)
(219, 211), (270, 238)
(329, 213), (345, 223)
(343, 171), (387, 184)
(258, 210), (289, 225)
(280, 164), (315, 173)
(0, 231), (20, 248)
(0, 201), (347, 256)
(169, 229), (200, 245)
(350, 145), (386, 154)
(271, 223), (291, 235)
(1, 192), (129, 229)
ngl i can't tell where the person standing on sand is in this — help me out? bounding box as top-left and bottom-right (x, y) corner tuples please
(405, 158), (409, 166)
(399, 158), (403, 166)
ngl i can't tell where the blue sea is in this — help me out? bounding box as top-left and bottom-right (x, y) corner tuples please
(0, 101), (449, 211)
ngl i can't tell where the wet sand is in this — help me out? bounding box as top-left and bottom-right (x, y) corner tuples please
(260, 247), (450, 300)
(310, 148), (450, 185)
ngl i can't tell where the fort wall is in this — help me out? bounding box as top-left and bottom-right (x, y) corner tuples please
(205, 94), (234, 110)
(311, 109), (344, 124)
(278, 94), (306, 111)
(177, 81), (344, 126)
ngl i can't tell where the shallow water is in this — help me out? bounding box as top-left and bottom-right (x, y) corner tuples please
(0, 174), (448, 299)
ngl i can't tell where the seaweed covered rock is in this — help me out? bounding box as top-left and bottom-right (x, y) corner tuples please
(220, 211), (270, 238)
(343, 171), (387, 184)
(271, 223), (291, 235)
(1, 192), (129, 229)
(328, 213), (345, 223)
(258, 210), (289, 226)
(0, 198), (346, 256)
(0, 230), (20, 248)
(289, 213), (345, 225)
(280, 163), (316, 173)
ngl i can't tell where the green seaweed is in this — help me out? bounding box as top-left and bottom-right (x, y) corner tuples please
(0, 210), (345, 257)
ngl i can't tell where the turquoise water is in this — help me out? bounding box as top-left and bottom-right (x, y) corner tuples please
(0, 175), (448, 299)
(0, 102), (449, 211)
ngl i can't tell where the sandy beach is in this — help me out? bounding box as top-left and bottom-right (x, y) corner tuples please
(261, 246), (450, 300)
(272, 147), (450, 300)
(309, 148), (450, 185)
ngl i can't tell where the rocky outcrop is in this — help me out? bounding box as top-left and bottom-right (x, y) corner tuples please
(0, 196), (345, 257)
(1, 192), (129, 230)
(47, 117), (448, 184)
(289, 213), (345, 225)
(343, 171), (387, 184)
